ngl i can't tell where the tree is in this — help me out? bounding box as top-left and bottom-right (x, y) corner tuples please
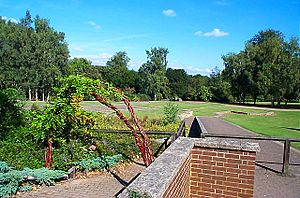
(0, 11), (69, 100)
(166, 68), (188, 99)
(183, 74), (209, 101)
(245, 29), (299, 106)
(222, 52), (253, 103)
(103, 51), (130, 88)
(209, 67), (232, 102)
(139, 47), (169, 100)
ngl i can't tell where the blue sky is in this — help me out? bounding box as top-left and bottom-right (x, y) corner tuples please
(1, 0), (299, 75)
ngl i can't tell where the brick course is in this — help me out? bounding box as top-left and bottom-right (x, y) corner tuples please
(163, 154), (191, 198)
(190, 147), (256, 198)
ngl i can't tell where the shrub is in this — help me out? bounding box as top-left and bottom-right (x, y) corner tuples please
(163, 102), (179, 125)
(0, 88), (24, 139)
(74, 154), (122, 172)
(0, 162), (67, 197)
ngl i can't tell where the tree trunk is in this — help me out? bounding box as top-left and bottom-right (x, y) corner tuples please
(47, 92), (50, 101)
(42, 89), (45, 102)
(28, 87), (32, 101)
(91, 92), (154, 167)
(35, 89), (39, 101)
(45, 138), (53, 169)
(253, 96), (257, 105)
(154, 94), (157, 101)
(277, 98), (281, 107)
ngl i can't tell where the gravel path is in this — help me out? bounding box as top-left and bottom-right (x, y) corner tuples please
(196, 116), (300, 198)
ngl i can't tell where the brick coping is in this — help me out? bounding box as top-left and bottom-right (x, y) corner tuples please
(118, 137), (260, 197)
(194, 137), (260, 152)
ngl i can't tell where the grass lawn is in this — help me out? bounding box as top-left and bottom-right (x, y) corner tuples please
(25, 101), (300, 148)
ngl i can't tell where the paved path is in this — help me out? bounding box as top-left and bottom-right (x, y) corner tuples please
(17, 162), (145, 198)
(197, 116), (300, 198)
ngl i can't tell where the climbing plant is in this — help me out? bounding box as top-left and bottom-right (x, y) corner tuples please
(32, 75), (154, 168)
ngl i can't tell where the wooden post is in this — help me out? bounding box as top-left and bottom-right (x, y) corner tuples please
(282, 139), (291, 176)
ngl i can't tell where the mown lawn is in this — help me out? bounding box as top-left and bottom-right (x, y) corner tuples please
(222, 111), (300, 149)
(25, 101), (300, 147)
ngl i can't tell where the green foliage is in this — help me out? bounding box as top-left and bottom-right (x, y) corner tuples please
(129, 190), (151, 198)
(163, 102), (179, 125)
(0, 88), (24, 139)
(222, 29), (300, 105)
(198, 86), (212, 102)
(166, 68), (189, 99)
(0, 11), (69, 99)
(0, 162), (66, 197)
(0, 162), (12, 173)
(139, 47), (169, 100)
(74, 154), (122, 172)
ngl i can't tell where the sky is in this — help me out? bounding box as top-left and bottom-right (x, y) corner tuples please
(0, 0), (299, 75)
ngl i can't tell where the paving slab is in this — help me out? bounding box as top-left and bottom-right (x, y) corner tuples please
(17, 162), (145, 198)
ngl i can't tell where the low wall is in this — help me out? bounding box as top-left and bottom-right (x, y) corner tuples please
(118, 137), (259, 198)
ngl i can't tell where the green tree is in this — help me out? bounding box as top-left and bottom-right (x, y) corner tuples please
(0, 11), (69, 100)
(166, 68), (188, 99)
(139, 47), (169, 100)
(104, 51), (130, 88)
(245, 29), (299, 106)
(222, 52), (253, 103)
(209, 67), (232, 102)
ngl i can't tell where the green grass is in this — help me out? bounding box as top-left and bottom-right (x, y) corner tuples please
(222, 111), (300, 149)
(24, 100), (300, 148)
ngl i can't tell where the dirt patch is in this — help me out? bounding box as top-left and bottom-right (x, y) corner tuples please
(215, 110), (275, 117)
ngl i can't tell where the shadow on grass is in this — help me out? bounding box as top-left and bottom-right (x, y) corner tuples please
(282, 127), (300, 132)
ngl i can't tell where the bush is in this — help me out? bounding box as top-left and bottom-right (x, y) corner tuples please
(0, 162), (67, 197)
(74, 154), (122, 172)
(0, 88), (24, 139)
(162, 102), (179, 125)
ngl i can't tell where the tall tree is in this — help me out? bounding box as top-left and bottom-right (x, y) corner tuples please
(139, 47), (169, 100)
(246, 29), (299, 106)
(166, 68), (188, 99)
(104, 51), (131, 88)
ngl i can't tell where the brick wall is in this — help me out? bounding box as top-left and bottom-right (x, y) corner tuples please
(163, 154), (191, 198)
(118, 137), (259, 198)
(190, 147), (256, 198)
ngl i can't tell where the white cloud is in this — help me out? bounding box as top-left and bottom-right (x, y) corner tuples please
(1, 16), (19, 23)
(86, 21), (101, 29)
(168, 65), (213, 76)
(162, 9), (176, 17)
(185, 66), (213, 76)
(194, 31), (202, 37)
(73, 53), (112, 65)
(195, 28), (229, 37)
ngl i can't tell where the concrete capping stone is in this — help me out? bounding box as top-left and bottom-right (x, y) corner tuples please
(194, 137), (260, 152)
(118, 137), (195, 198)
(196, 116), (208, 134)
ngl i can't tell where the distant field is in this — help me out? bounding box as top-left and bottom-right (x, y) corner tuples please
(24, 101), (300, 148)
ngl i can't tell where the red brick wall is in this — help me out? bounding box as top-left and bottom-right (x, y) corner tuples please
(190, 147), (256, 198)
(163, 154), (191, 198)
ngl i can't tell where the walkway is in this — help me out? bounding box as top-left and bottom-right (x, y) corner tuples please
(17, 162), (145, 198)
(198, 116), (300, 198)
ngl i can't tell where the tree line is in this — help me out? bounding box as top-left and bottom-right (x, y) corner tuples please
(0, 11), (299, 105)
